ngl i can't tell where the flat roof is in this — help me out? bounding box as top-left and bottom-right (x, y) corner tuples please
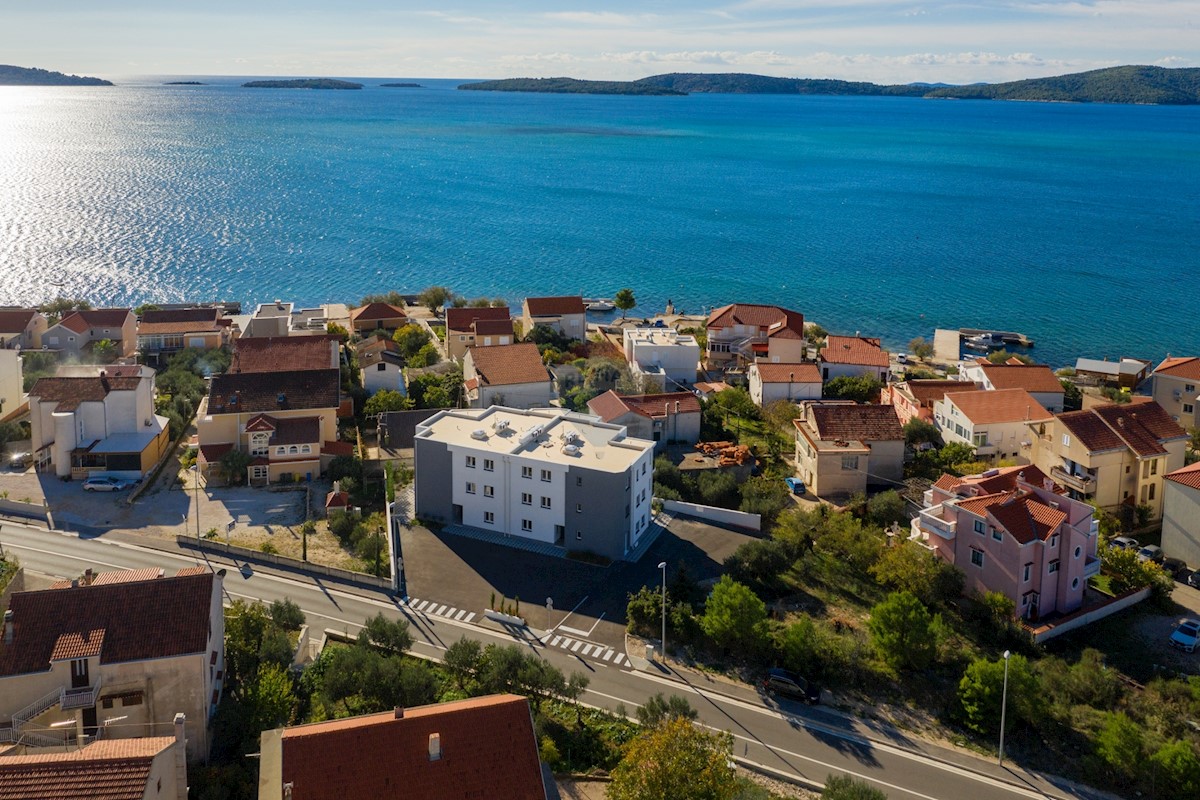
(625, 328), (698, 347)
(416, 406), (653, 473)
(89, 417), (167, 454)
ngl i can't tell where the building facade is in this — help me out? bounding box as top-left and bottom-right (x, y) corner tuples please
(43, 309), (137, 359)
(462, 344), (554, 410)
(881, 379), (977, 427)
(587, 390), (701, 451)
(819, 336), (890, 382)
(958, 361), (1066, 414)
(0, 308), (47, 350)
(521, 296), (586, 341)
(1151, 356), (1200, 429)
(622, 328), (700, 391)
(445, 307), (514, 361)
(136, 308), (230, 364)
(1162, 463), (1200, 569)
(933, 389), (1051, 464)
(747, 362), (821, 407)
(792, 401), (904, 498)
(704, 303), (805, 370)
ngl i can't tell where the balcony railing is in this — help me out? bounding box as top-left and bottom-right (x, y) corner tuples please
(1051, 465), (1096, 492)
(61, 678), (102, 711)
(1083, 555), (1102, 578)
(917, 506), (956, 540)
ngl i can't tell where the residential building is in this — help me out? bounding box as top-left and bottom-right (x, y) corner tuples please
(1163, 463), (1200, 568)
(0, 730), (188, 800)
(521, 296), (586, 341)
(415, 406), (655, 561)
(1151, 356), (1200, 428)
(355, 337), (405, 396)
(0, 308), (47, 350)
(348, 302), (408, 336)
(0, 569), (224, 761)
(136, 308), (231, 364)
(238, 301), (335, 338)
(704, 303), (805, 370)
(0, 351), (22, 422)
(912, 467), (1099, 620)
(933, 389), (1051, 464)
(43, 309), (137, 359)
(881, 379), (977, 427)
(587, 390), (701, 450)
(196, 337), (342, 485)
(445, 306), (513, 361)
(258, 695), (549, 800)
(747, 362), (821, 407)
(792, 401), (904, 498)
(1029, 401), (1187, 520)
(958, 360), (1066, 413)
(622, 328), (700, 391)
(28, 365), (169, 478)
(819, 336), (890, 382)
(1074, 357), (1151, 390)
(463, 343), (554, 410)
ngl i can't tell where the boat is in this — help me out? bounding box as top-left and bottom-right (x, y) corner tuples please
(585, 299), (615, 312)
(964, 333), (1005, 351)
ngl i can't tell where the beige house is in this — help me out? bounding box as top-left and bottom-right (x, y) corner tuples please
(43, 309), (137, 359)
(0, 308), (47, 350)
(521, 296), (586, 341)
(933, 389), (1051, 464)
(28, 365), (169, 479)
(0, 350), (22, 423)
(463, 343), (553, 409)
(747, 362), (821, 407)
(136, 308), (231, 364)
(1163, 463), (1200, 568)
(793, 401), (904, 498)
(349, 302), (408, 335)
(0, 568), (224, 762)
(1151, 356), (1200, 429)
(819, 336), (890, 382)
(445, 307), (513, 361)
(587, 390), (702, 450)
(1029, 400), (1187, 520)
(0, 730), (189, 800)
(705, 303), (805, 370)
(958, 360), (1066, 413)
(881, 379), (977, 427)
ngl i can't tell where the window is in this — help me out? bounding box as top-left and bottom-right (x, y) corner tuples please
(521, 519), (532, 532)
(377, 363), (386, 371)
(521, 492), (532, 505)
(1149, 483), (1156, 501)
(625, 504), (630, 518)
(521, 466), (533, 479)
(102, 697), (114, 709)
(484, 511), (494, 524)
(484, 459), (494, 471)
(275, 446), (286, 456)
(541, 496), (551, 509)
(576, 530), (583, 540)
(641, 462), (646, 476)
(465, 482), (476, 494)
(973, 432), (988, 447)
(576, 503), (583, 513)
(1072, 577), (1080, 589)
(1048, 560), (1060, 574)
(1143, 461), (1150, 479)
(1151, 460), (1158, 476)
(484, 485), (494, 498)
(576, 476), (583, 487)
(301, 445), (311, 454)
(840, 455), (859, 471)
(1049, 534), (1059, 548)
(1187, 384), (1196, 392)
(970, 549), (984, 568)
(288, 445), (299, 454)
(250, 432), (270, 457)
(991, 527), (1003, 542)
(1074, 546), (1082, 559)
(466, 456), (476, 469)
(1062, 433), (1071, 447)
(1023, 563), (1032, 582)
(1185, 403), (1195, 414)
(541, 469), (552, 482)
(251, 465), (268, 480)
(973, 520), (985, 534)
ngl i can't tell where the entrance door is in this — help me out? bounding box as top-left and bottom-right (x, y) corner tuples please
(453, 504), (463, 524)
(70, 659), (90, 688)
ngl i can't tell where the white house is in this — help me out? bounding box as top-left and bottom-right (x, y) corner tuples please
(933, 389), (1051, 464)
(958, 360), (1066, 414)
(521, 296), (586, 341)
(356, 337), (406, 396)
(819, 336), (889, 382)
(1162, 463), (1200, 568)
(704, 303), (805, 370)
(747, 362), (822, 407)
(463, 343), (554, 409)
(622, 328), (700, 391)
(414, 406), (656, 562)
(0, 350), (23, 422)
(587, 390), (702, 450)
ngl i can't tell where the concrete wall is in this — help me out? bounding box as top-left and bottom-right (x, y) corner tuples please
(0, 350), (21, 419)
(363, 362), (404, 395)
(413, 437), (454, 525)
(0, 498), (49, 524)
(748, 371), (820, 407)
(765, 339), (807, 364)
(1163, 480), (1200, 568)
(660, 499), (761, 531)
(1152, 372), (1200, 429)
(565, 465), (630, 560)
(476, 381), (555, 410)
(1030, 587), (1150, 644)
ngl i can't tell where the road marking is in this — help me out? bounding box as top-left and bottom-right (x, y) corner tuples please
(557, 625), (591, 636)
(415, 600), (430, 611)
(550, 636), (562, 647)
(571, 640), (584, 652)
(463, 613), (475, 623)
(454, 609), (469, 621)
(602, 649), (614, 661)
(559, 638), (573, 649)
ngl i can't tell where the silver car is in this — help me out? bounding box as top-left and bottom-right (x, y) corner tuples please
(83, 476), (135, 492)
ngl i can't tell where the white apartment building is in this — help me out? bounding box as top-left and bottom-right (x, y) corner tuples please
(622, 328), (700, 391)
(414, 406), (656, 562)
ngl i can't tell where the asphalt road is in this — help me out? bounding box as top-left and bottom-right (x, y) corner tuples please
(0, 521), (1099, 800)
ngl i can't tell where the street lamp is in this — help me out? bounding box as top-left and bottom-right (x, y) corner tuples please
(658, 561), (667, 664)
(999, 649), (1011, 766)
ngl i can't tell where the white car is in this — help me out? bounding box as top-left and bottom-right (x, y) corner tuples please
(1110, 536), (1139, 551)
(82, 476), (136, 492)
(1170, 619), (1200, 653)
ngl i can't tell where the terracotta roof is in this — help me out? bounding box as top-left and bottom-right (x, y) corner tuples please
(275, 694), (545, 800)
(325, 491), (350, 509)
(350, 302), (408, 323)
(197, 442), (233, 463)
(524, 296), (584, 316)
(933, 474), (963, 492)
(706, 303), (804, 339)
(137, 308), (222, 336)
(58, 308), (132, 333)
(323, 440), (355, 457)
(209, 369), (340, 413)
(902, 380), (978, 408)
(0, 309), (38, 333)
(586, 390), (630, 423)
(473, 318), (514, 336)
(805, 404), (903, 442)
(1166, 461), (1200, 491)
(1059, 402), (1186, 458)
(0, 737), (173, 800)
(1057, 410), (1126, 453)
(230, 335), (338, 373)
(0, 573), (215, 677)
(446, 306), (511, 333)
(1155, 356), (1200, 381)
(587, 390), (700, 423)
(944, 389), (1051, 425)
(822, 336), (889, 368)
(91, 568), (165, 586)
(693, 381), (731, 394)
(272, 416), (321, 446)
(466, 343), (549, 387)
(956, 491), (1068, 545)
(29, 375), (142, 412)
(751, 362), (822, 384)
(50, 629), (106, 661)
(936, 466), (1061, 497)
(977, 364), (1064, 394)
(176, 566), (208, 577)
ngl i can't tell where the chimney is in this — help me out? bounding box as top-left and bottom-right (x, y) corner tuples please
(394, 706), (405, 719)
(173, 713), (188, 800)
(674, 401), (680, 413)
(428, 732), (442, 761)
(3, 610), (12, 645)
(83, 568), (94, 586)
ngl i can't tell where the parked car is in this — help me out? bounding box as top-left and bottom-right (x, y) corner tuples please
(7, 452), (31, 470)
(1170, 619), (1200, 653)
(761, 668), (820, 704)
(1189, 571), (1200, 589)
(1137, 545), (1165, 565)
(1163, 557), (1188, 579)
(896, 353), (908, 364)
(82, 475), (136, 492)
(1110, 536), (1139, 551)
(784, 477), (805, 495)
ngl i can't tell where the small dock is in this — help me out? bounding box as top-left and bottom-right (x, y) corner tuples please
(958, 328), (1035, 348)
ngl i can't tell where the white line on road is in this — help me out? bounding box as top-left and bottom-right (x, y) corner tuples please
(550, 636), (562, 647)
(603, 650), (614, 661)
(571, 640), (584, 652)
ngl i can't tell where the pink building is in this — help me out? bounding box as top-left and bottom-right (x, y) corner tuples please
(880, 379), (977, 427)
(912, 466), (1100, 620)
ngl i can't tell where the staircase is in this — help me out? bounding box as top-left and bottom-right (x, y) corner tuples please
(13, 687), (64, 730)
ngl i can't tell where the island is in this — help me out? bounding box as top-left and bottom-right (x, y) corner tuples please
(381, 82), (423, 88)
(242, 78), (363, 90)
(165, 81), (205, 86)
(458, 66), (1200, 105)
(0, 64), (112, 86)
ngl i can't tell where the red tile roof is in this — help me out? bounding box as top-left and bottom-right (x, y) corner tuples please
(91, 568), (165, 586)
(957, 490), (1068, 545)
(1166, 461), (1200, 491)
(350, 302), (408, 323)
(473, 318), (515, 336)
(524, 296), (585, 316)
(977, 364), (1065, 394)
(944, 389), (1051, 425)
(50, 629), (106, 661)
(0, 309), (39, 333)
(587, 390), (700, 423)
(325, 491), (351, 509)
(466, 343), (549, 387)
(323, 440), (355, 457)
(0, 573), (215, 677)
(275, 695), (545, 800)
(706, 303), (804, 339)
(804, 403), (904, 442)
(752, 362), (822, 384)
(822, 336), (889, 367)
(0, 737), (174, 800)
(1155, 356), (1200, 381)
(935, 466), (1062, 498)
(272, 416), (321, 446)
(901, 380), (978, 408)
(198, 442), (233, 463)
(138, 308), (222, 335)
(230, 336), (338, 373)
(446, 306), (511, 333)
(1059, 401), (1186, 458)
(58, 308), (133, 333)
(209, 369), (341, 414)
(29, 375), (142, 412)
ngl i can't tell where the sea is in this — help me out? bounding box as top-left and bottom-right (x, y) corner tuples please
(1, 76), (1198, 367)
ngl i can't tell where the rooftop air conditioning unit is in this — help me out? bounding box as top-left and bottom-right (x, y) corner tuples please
(470, 429), (488, 441)
(562, 444), (581, 456)
(492, 419), (510, 432)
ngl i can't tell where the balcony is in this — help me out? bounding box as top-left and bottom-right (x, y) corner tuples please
(1051, 465), (1096, 493)
(61, 678), (102, 711)
(917, 506), (956, 540)
(1083, 555), (1102, 578)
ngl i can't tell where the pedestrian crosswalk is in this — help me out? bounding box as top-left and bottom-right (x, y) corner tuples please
(545, 633), (631, 667)
(402, 597), (477, 624)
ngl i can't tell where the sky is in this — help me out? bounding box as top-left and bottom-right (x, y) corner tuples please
(2, 1), (1197, 84)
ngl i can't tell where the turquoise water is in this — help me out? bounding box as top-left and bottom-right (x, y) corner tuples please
(1, 76), (1197, 366)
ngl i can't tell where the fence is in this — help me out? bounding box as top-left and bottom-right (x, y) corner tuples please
(658, 499), (761, 531)
(1026, 586), (1151, 644)
(175, 536), (391, 591)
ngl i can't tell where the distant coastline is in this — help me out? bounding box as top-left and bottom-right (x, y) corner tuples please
(380, 82), (423, 88)
(0, 64), (112, 86)
(165, 81), (205, 86)
(458, 77), (685, 97)
(242, 78), (363, 90)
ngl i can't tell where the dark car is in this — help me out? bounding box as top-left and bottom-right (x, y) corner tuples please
(1188, 571), (1200, 589)
(1163, 557), (1188, 580)
(762, 668), (820, 704)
